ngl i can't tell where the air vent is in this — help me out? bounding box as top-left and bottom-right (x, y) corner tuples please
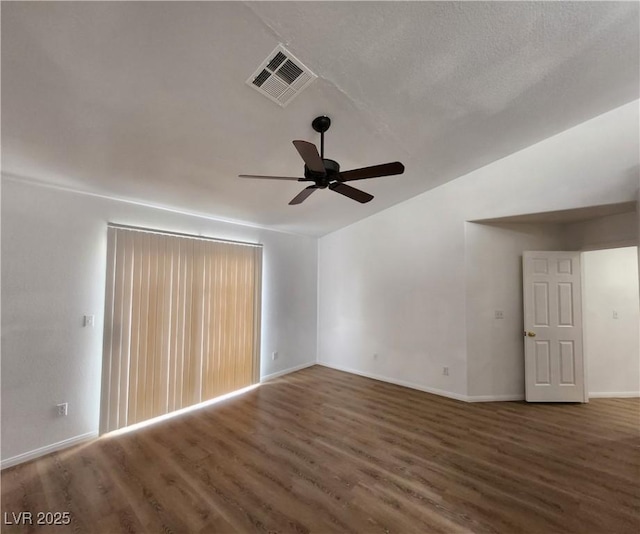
(247, 45), (317, 107)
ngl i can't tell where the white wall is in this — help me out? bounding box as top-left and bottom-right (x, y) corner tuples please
(564, 211), (638, 251)
(465, 223), (567, 400)
(1, 178), (317, 464)
(318, 195), (469, 399)
(318, 100), (639, 400)
(583, 247), (640, 397)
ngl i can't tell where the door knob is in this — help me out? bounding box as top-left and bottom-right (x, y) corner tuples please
(526, 331), (536, 337)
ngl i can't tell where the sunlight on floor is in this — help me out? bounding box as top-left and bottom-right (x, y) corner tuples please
(102, 383), (261, 438)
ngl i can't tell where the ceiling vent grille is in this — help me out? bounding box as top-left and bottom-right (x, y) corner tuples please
(247, 45), (317, 107)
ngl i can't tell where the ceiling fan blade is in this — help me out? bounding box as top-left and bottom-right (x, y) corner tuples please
(329, 182), (374, 203)
(239, 174), (302, 181)
(338, 161), (405, 182)
(289, 185), (319, 205)
(292, 140), (326, 174)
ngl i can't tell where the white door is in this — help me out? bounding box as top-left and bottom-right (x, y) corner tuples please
(523, 251), (586, 402)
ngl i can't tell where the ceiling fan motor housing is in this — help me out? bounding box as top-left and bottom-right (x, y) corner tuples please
(305, 158), (339, 187)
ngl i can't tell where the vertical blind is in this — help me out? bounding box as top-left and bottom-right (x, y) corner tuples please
(100, 225), (262, 434)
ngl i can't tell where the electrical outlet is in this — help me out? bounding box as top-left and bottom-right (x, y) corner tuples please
(443, 367), (449, 376)
(494, 310), (504, 319)
(56, 403), (68, 416)
(271, 351), (278, 361)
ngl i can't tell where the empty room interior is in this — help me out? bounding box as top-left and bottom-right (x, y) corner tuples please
(2, 2), (640, 533)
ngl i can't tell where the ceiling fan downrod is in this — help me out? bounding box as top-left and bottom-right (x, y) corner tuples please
(312, 115), (331, 159)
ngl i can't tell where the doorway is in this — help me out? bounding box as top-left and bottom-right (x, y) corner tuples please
(522, 246), (639, 401)
(582, 246), (639, 398)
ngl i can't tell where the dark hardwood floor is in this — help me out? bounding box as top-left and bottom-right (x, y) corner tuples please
(2, 365), (639, 533)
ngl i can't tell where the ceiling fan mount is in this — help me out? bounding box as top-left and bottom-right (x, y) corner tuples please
(239, 115), (405, 205)
(311, 115), (331, 134)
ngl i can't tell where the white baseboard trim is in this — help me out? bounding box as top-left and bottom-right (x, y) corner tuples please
(260, 361), (316, 383)
(588, 391), (640, 398)
(317, 362), (469, 402)
(466, 394), (525, 402)
(1, 431), (98, 470)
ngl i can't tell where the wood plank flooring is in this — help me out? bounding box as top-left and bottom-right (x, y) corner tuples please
(2, 365), (639, 533)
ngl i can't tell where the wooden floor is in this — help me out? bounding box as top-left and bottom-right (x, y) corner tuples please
(2, 366), (639, 533)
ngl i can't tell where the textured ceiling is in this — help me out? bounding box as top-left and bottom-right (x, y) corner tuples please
(2, 1), (638, 236)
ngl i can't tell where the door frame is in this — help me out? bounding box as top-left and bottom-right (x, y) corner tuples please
(580, 254), (589, 402)
(579, 243), (640, 402)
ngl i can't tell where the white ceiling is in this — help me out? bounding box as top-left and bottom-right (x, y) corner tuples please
(2, 1), (638, 236)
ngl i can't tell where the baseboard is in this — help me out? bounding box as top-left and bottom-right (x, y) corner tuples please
(1, 431), (98, 470)
(588, 391), (640, 398)
(260, 361), (316, 382)
(317, 362), (469, 402)
(466, 394), (525, 402)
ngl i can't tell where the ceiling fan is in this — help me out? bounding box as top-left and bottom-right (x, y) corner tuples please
(239, 116), (405, 205)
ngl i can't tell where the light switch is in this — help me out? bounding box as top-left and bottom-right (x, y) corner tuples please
(613, 310), (619, 319)
(84, 315), (95, 327)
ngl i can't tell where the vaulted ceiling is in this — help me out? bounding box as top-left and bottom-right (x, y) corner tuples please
(2, 1), (638, 235)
